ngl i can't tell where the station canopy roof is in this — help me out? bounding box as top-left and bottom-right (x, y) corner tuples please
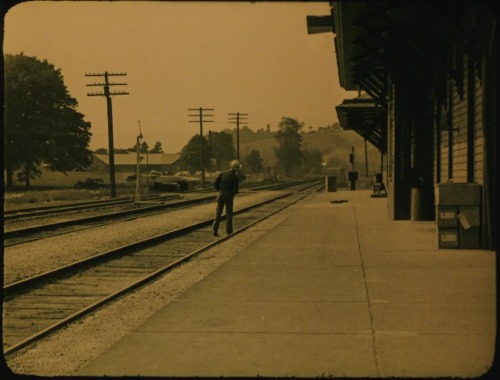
(335, 93), (387, 152)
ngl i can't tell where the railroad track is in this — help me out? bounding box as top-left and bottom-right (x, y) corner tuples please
(3, 180), (318, 247)
(2, 194), (218, 247)
(3, 180), (309, 222)
(3, 182), (322, 355)
(3, 194), (178, 222)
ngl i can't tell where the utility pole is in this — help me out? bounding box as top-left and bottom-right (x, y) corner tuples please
(228, 112), (248, 161)
(135, 121), (143, 204)
(188, 107), (214, 189)
(364, 138), (368, 177)
(350, 145), (355, 171)
(348, 145), (358, 191)
(86, 71), (129, 198)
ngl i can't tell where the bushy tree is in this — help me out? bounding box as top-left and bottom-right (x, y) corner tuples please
(273, 117), (304, 176)
(150, 141), (163, 153)
(126, 140), (150, 153)
(180, 134), (214, 173)
(140, 141), (149, 153)
(209, 131), (234, 171)
(244, 150), (264, 173)
(302, 148), (323, 175)
(4, 53), (92, 188)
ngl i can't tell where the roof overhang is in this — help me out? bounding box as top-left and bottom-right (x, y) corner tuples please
(306, 15), (334, 34)
(331, 2), (366, 91)
(332, 2), (466, 97)
(335, 94), (387, 152)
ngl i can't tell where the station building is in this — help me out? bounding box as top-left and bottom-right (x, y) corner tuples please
(308, 2), (497, 250)
(90, 153), (180, 174)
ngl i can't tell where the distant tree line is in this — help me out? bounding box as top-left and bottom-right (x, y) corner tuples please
(94, 140), (163, 155)
(221, 124), (273, 144)
(177, 117), (324, 179)
(3, 53), (328, 190)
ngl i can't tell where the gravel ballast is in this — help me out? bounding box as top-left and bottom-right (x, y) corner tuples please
(3, 190), (284, 285)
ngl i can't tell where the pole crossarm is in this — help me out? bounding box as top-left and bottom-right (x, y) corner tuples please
(86, 82), (128, 86)
(85, 72), (127, 76)
(228, 113), (248, 122)
(188, 109), (215, 120)
(87, 91), (129, 96)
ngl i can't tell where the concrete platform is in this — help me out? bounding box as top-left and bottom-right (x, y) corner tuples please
(76, 190), (496, 377)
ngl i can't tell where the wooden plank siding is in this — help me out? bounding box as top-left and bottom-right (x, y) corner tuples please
(439, 56), (485, 185)
(386, 79), (396, 219)
(474, 74), (484, 184)
(440, 131), (449, 181)
(432, 100), (440, 184)
(451, 59), (468, 183)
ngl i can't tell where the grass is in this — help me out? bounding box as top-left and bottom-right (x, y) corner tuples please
(2, 169), (201, 208)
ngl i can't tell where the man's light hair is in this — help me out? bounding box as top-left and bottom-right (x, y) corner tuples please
(230, 160), (241, 169)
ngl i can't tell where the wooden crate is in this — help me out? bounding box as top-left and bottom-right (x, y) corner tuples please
(459, 227), (481, 249)
(437, 206), (458, 228)
(458, 206), (481, 228)
(438, 228), (459, 249)
(434, 183), (481, 206)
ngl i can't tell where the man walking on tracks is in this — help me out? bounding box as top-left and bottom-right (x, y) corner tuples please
(212, 160), (241, 237)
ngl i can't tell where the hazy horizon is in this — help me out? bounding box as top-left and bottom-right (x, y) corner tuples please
(4, 1), (356, 153)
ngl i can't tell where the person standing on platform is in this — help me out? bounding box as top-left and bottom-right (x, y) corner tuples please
(212, 160), (241, 236)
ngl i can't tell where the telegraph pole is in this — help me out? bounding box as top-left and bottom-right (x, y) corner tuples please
(364, 139), (368, 177)
(86, 71), (129, 198)
(188, 107), (214, 189)
(228, 112), (248, 161)
(350, 145), (355, 171)
(135, 121), (143, 204)
(349, 145), (358, 190)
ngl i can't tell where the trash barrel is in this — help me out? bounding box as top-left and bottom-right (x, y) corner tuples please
(325, 176), (337, 192)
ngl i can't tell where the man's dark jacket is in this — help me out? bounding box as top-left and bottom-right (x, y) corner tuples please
(214, 169), (239, 197)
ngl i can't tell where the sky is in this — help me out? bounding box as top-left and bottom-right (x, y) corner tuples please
(4, 0), (355, 153)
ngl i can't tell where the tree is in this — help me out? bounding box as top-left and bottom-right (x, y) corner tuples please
(244, 150), (264, 174)
(255, 127), (273, 140)
(4, 53), (92, 188)
(150, 141), (163, 153)
(140, 141), (149, 153)
(273, 117), (304, 176)
(126, 141), (150, 153)
(180, 134), (214, 173)
(209, 131), (234, 171)
(302, 148), (323, 175)
(94, 148), (108, 154)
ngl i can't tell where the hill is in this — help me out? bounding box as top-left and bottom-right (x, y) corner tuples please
(239, 128), (381, 176)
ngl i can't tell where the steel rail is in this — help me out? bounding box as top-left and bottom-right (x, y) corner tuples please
(3, 194), (177, 221)
(3, 180), (319, 247)
(3, 186), (319, 355)
(2, 194), (217, 246)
